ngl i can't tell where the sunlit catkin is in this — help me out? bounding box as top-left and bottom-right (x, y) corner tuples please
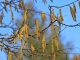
(70, 6), (76, 21)
(51, 9), (56, 19)
(73, 54), (77, 60)
(55, 39), (59, 50)
(22, 0), (24, 7)
(10, 5), (12, 13)
(11, 12), (14, 21)
(54, 53), (56, 60)
(35, 18), (39, 28)
(24, 24), (29, 39)
(13, 37), (17, 44)
(50, 13), (55, 31)
(51, 39), (54, 53)
(73, 3), (76, 13)
(35, 27), (40, 40)
(42, 36), (46, 52)
(41, 11), (46, 20)
(22, 11), (27, 23)
(34, 19), (40, 37)
(31, 44), (35, 52)
(78, 54), (80, 60)
(31, 44), (35, 58)
(16, 56), (19, 60)
(18, 33), (23, 40)
(8, 50), (13, 60)
(59, 9), (64, 23)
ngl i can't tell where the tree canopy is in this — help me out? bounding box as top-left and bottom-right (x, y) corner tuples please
(0, 0), (80, 60)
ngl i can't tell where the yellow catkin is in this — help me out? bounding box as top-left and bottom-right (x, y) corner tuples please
(11, 12), (14, 21)
(14, 30), (18, 43)
(42, 36), (46, 52)
(10, 5), (12, 13)
(35, 27), (40, 40)
(21, 26), (25, 32)
(20, 44), (24, 59)
(34, 18), (39, 28)
(73, 3), (76, 13)
(55, 27), (59, 38)
(78, 54), (80, 60)
(51, 16), (55, 23)
(21, 40), (24, 48)
(51, 9), (56, 20)
(24, 11), (27, 23)
(13, 37), (17, 44)
(16, 56), (19, 60)
(51, 24), (54, 31)
(34, 19), (40, 39)
(14, 30), (18, 35)
(26, 26), (29, 39)
(50, 14), (55, 31)
(70, 6), (74, 19)
(73, 54), (77, 60)
(59, 9), (64, 23)
(51, 39), (54, 53)
(22, 13), (24, 22)
(24, 24), (29, 39)
(22, 11), (27, 23)
(8, 50), (12, 60)
(31, 44), (35, 58)
(55, 39), (59, 50)
(54, 53), (56, 60)
(34, 19), (40, 40)
(70, 6), (76, 21)
(51, 39), (55, 60)
(66, 54), (70, 60)
(4, 2), (7, 12)
(41, 11), (46, 20)
(22, 0), (24, 7)
(31, 44), (35, 52)
(19, 33), (23, 40)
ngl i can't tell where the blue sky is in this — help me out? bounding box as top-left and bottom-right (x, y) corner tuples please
(0, 0), (80, 60)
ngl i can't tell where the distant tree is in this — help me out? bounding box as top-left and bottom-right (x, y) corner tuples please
(0, 0), (80, 60)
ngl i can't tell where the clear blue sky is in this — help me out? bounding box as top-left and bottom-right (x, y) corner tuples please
(0, 0), (80, 60)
